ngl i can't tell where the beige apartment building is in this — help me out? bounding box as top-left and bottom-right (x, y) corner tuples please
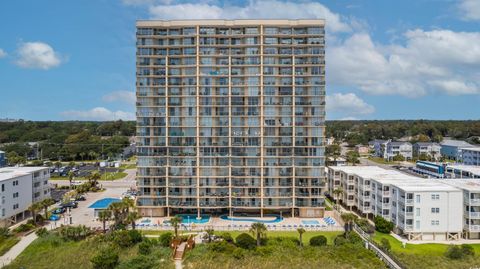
(135, 19), (326, 218)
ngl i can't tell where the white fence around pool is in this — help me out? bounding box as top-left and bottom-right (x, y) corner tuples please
(136, 223), (344, 232)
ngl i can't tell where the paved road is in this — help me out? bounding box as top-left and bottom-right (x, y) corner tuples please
(0, 169), (136, 267)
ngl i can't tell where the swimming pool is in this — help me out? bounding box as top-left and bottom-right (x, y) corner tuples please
(88, 198), (121, 209)
(301, 220), (320, 225)
(163, 214), (211, 224)
(220, 214), (283, 223)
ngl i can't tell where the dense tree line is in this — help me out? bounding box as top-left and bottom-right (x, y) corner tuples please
(0, 120), (135, 162)
(326, 120), (480, 146)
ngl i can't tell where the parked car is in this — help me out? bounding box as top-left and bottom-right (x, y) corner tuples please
(53, 208), (66, 214)
(75, 195), (86, 201)
(60, 201), (78, 208)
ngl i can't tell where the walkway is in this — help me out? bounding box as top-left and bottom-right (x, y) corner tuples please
(0, 232), (37, 267)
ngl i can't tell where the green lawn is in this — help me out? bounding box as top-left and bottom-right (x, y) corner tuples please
(184, 236), (386, 269)
(120, 163), (136, 169)
(0, 236), (20, 256)
(99, 171), (128, 181)
(372, 232), (480, 269)
(4, 234), (174, 269)
(218, 231), (342, 245)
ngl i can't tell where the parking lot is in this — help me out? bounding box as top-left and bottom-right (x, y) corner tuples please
(48, 169), (136, 229)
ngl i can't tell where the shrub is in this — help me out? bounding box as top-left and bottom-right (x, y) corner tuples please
(220, 232), (234, 243)
(380, 238), (391, 251)
(35, 227), (49, 237)
(445, 245), (464, 260)
(91, 247), (119, 269)
(374, 216), (394, 233)
(334, 235), (348, 246)
(117, 255), (157, 269)
(0, 227), (10, 237)
(232, 248), (245, 259)
(113, 230), (143, 248)
(309, 235), (327, 246)
(461, 244), (475, 257)
(138, 241), (152, 255)
(159, 232), (173, 247)
(355, 218), (375, 234)
(128, 230), (143, 244)
(208, 241), (235, 253)
(59, 225), (91, 241)
(13, 223), (35, 233)
(235, 233), (256, 250)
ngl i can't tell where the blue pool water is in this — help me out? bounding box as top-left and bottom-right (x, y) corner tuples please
(220, 214), (283, 223)
(163, 214), (211, 224)
(302, 220), (320, 225)
(88, 198), (121, 209)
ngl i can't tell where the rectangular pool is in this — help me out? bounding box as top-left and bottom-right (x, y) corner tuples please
(301, 220), (320, 225)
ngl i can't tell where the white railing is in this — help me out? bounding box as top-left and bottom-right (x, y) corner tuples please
(137, 224), (344, 232)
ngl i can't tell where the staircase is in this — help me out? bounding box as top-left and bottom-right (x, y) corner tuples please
(174, 242), (187, 260)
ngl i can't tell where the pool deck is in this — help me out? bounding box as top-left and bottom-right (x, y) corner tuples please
(136, 216), (343, 232)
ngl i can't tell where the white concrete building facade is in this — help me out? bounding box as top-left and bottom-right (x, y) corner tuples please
(461, 147), (480, 166)
(0, 167), (51, 226)
(413, 142), (441, 160)
(327, 166), (463, 241)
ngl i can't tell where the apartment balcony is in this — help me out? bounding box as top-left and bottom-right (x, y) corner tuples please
(470, 199), (480, 206)
(466, 211), (480, 219)
(465, 224), (480, 231)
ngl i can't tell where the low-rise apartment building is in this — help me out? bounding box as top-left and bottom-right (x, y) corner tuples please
(0, 167), (51, 226)
(413, 142), (441, 160)
(385, 141), (413, 161)
(440, 179), (480, 239)
(445, 165), (480, 179)
(440, 139), (474, 160)
(461, 147), (480, 166)
(327, 165), (463, 241)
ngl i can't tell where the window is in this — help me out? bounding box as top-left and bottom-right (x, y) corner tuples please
(415, 220), (420, 229)
(431, 208), (440, 213)
(415, 208), (420, 216)
(1, 184), (3, 192)
(431, 194), (440, 200)
(1, 209), (4, 217)
(415, 194), (420, 203)
(13, 192), (18, 198)
(13, 204), (19, 210)
(431, 220), (440, 226)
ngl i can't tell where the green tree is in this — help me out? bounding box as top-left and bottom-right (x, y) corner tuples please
(28, 202), (41, 226)
(346, 150), (360, 165)
(249, 222), (267, 247)
(341, 213), (358, 232)
(297, 228), (305, 247)
(204, 228), (215, 243)
(41, 198), (55, 220)
(332, 188), (343, 209)
(98, 210), (112, 233)
(392, 154), (405, 162)
(170, 216), (182, 239)
(374, 216), (394, 233)
(91, 247), (119, 269)
(309, 235), (327, 246)
(126, 211), (140, 230)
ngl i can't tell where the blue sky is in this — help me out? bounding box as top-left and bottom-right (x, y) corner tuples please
(0, 0), (479, 121)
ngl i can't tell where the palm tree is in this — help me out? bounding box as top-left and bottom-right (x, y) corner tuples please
(108, 201), (127, 228)
(88, 171), (101, 188)
(205, 228), (215, 243)
(98, 210), (112, 233)
(126, 211), (140, 230)
(122, 197), (135, 213)
(28, 202), (41, 226)
(297, 228), (306, 247)
(249, 222), (267, 247)
(41, 198), (55, 220)
(68, 171), (75, 189)
(341, 213), (358, 232)
(170, 216), (182, 239)
(332, 188), (344, 209)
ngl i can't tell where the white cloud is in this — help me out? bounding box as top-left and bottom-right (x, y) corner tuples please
(102, 90), (136, 105)
(148, 0), (351, 33)
(0, 48), (6, 58)
(329, 30), (480, 96)
(458, 0), (480, 21)
(61, 107), (135, 121)
(15, 42), (63, 70)
(326, 93), (375, 116)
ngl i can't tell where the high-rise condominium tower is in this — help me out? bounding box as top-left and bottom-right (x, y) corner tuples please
(136, 20), (326, 218)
